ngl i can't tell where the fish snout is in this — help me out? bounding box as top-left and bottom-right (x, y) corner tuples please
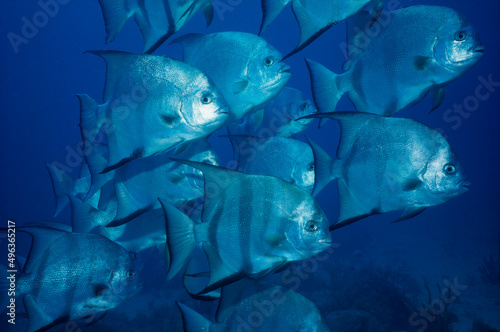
(279, 64), (291, 74)
(472, 44), (485, 54)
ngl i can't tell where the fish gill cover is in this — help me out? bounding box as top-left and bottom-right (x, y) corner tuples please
(0, 0), (499, 331)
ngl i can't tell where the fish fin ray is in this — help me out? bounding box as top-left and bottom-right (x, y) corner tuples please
(97, 0), (135, 43)
(259, 0), (290, 35)
(393, 207), (426, 223)
(176, 302), (212, 331)
(305, 58), (343, 127)
(305, 137), (336, 196)
(160, 200), (197, 279)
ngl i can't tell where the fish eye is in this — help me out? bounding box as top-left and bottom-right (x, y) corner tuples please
(307, 162), (314, 171)
(455, 31), (466, 41)
(126, 271), (136, 280)
(300, 103), (308, 110)
(306, 221), (318, 232)
(264, 56), (275, 67)
(443, 163), (456, 175)
(201, 94), (213, 105)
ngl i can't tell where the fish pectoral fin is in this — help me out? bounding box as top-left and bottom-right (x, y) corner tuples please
(200, 242), (245, 295)
(393, 207), (426, 223)
(401, 178), (424, 191)
(93, 283), (110, 297)
(264, 233), (287, 247)
(413, 56), (435, 71)
(232, 79), (250, 94)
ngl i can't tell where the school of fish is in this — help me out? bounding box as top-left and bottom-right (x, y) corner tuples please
(0, 1), (484, 331)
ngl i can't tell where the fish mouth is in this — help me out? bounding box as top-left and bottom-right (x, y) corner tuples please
(459, 178), (471, 189)
(279, 64), (291, 74)
(472, 44), (485, 53)
(216, 107), (229, 115)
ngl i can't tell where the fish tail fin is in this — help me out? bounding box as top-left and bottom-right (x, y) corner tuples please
(176, 302), (212, 331)
(305, 137), (337, 196)
(97, 0), (135, 43)
(259, 0), (291, 35)
(305, 58), (345, 128)
(45, 163), (74, 217)
(0, 265), (20, 309)
(160, 200), (197, 280)
(286, 1), (326, 58)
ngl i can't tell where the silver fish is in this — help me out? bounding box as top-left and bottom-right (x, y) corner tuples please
(161, 161), (332, 294)
(0, 226), (141, 332)
(228, 135), (315, 193)
(228, 87), (317, 137)
(173, 32), (291, 123)
(303, 112), (470, 230)
(177, 279), (330, 331)
(260, 0), (384, 57)
(79, 51), (228, 172)
(97, 0), (213, 53)
(307, 5), (484, 116)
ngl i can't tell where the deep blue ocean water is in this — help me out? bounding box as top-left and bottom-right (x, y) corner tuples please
(1, 1), (499, 331)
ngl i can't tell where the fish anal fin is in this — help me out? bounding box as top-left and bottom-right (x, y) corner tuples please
(200, 242), (245, 295)
(335, 179), (375, 228)
(431, 86), (445, 112)
(232, 80), (249, 94)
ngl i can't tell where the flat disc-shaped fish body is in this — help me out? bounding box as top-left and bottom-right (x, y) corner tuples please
(307, 112), (470, 228)
(85, 51), (228, 172)
(15, 227), (141, 332)
(228, 136), (315, 193)
(177, 279), (330, 331)
(109, 139), (220, 224)
(260, 0), (384, 57)
(228, 87), (317, 137)
(308, 6), (484, 116)
(174, 32), (291, 123)
(162, 162), (332, 293)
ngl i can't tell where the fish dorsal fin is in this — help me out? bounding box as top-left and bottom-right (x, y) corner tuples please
(134, 9), (172, 54)
(45, 163), (73, 217)
(330, 112), (377, 159)
(77, 94), (101, 144)
(87, 50), (133, 102)
(171, 33), (205, 62)
(69, 196), (101, 233)
(107, 181), (152, 227)
(344, 11), (373, 71)
(259, 0), (291, 35)
(24, 294), (54, 332)
(19, 226), (67, 275)
(83, 143), (112, 201)
(201, 242), (245, 295)
(394, 207), (426, 223)
(171, 160), (238, 223)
